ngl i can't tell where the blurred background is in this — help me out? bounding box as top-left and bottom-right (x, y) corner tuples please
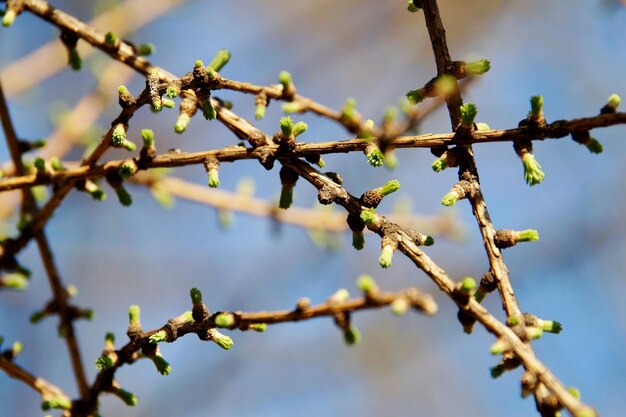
(1, 0), (625, 416)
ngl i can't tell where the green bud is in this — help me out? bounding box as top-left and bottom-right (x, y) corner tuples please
(111, 124), (136, 151)
(152, 354), (171, 375)
(149, 330), (168, 344)
(490, 364), (505, 379)
(407, 0), (421, 13)
(114, 185), (133, 206)
(282, 102), (305, 114)
(31, 186), (48, 203)
(516, 229), (539, 242)
(11, 341), (23, 356)
(423, 236), (435, 246)
(41, 395), (72, 410)
(255, 103), (266, 120)
(214, 313), (235, 328)
(343, 326), (361, 345)
(441, 192), (458, 207)
(601, 93), (622, 115)
(341, 98), (357, 121)
(190, 288), (203, 306)
(83, 309), (95, 320)
(460, 277), (477, 293)
(151, 99), (162, 113)
(69, 48), (82, 71)
(507, 315), (520, 326)
(279, 70), (292, 87)
(526, 326), (543, 340)
(118, 161), (137, 179)
(2, 9), (16, 27)
(165, 86), (179, 98)
(30, 310), (46, 323)
(194, 59), (204, 68)
(567, 387), (581, 399)
(390, 298), (410, 315)
(248, 323), (267, 332)
(279, 116), (294, 137)
(464, 59), (491, 75)
(33, 157), (46, 173)
(84, 181), (106, 201)
(357, 275), (378, 294)
(329, 288), (350, 303)
(379, 179), (400, 196)
(202, 99), (217, 120)
(207, 49), (231, 72)
(360, 208), (377, 226)
(175, 113), (191, 134)
(114, 388), (138, 406)
(352, 231), (365, 250)
(161, 98), (175, 109)
(475, 122), (490, 131)
(1, 272), (29, 290)
(292, 121), (308, 137)
(104, 31), (117, 46)
(608, 93), (621, 109)
(211, 330), (234, 350)
(541, 320), (562, 334)
(316, 156), (326, 168)
(585, 138), (603, 154)
(105, 332), (115, 345)
(366, 147), (384, 167)
(521, 153), (544, 186)
(432, 155), (448, 172)
(529, 95), (543, 120)
(406, 88), (425, 105)
(279, 185), (294, 210)
(208, 169), (220, 188)
(95, 356), (114, 370)
(174, 311), (194, 324)
(141, 129), (154, 147)
(118, 85), (130, 96)
(459, 103), (478, 129)
(49, 157), (63, 171)
(490, 339), (508, 355)
(128, 305), (141, 327)
(136, 43), (155, 56)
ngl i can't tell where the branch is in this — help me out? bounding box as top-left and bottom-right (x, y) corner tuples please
(82, 285), (436, 414)
(0, 112), (623, 193)
(0, 78), (89, 398)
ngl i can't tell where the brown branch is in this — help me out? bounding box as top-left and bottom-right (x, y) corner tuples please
(0, 112), (623, 194)
(210, 94), (594, 416)
(421, 0), (523, 321)
(0, 355), (71, 411)
(81, 285), (435, 415)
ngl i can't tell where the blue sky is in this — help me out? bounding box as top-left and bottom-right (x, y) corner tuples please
(1, 1), (625, 416)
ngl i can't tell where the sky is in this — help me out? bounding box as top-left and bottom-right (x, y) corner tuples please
(1, 1), (625, 417)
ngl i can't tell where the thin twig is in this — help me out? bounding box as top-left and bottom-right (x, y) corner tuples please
(0, 355), (71, 409)
(0, 112), (623, 193)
